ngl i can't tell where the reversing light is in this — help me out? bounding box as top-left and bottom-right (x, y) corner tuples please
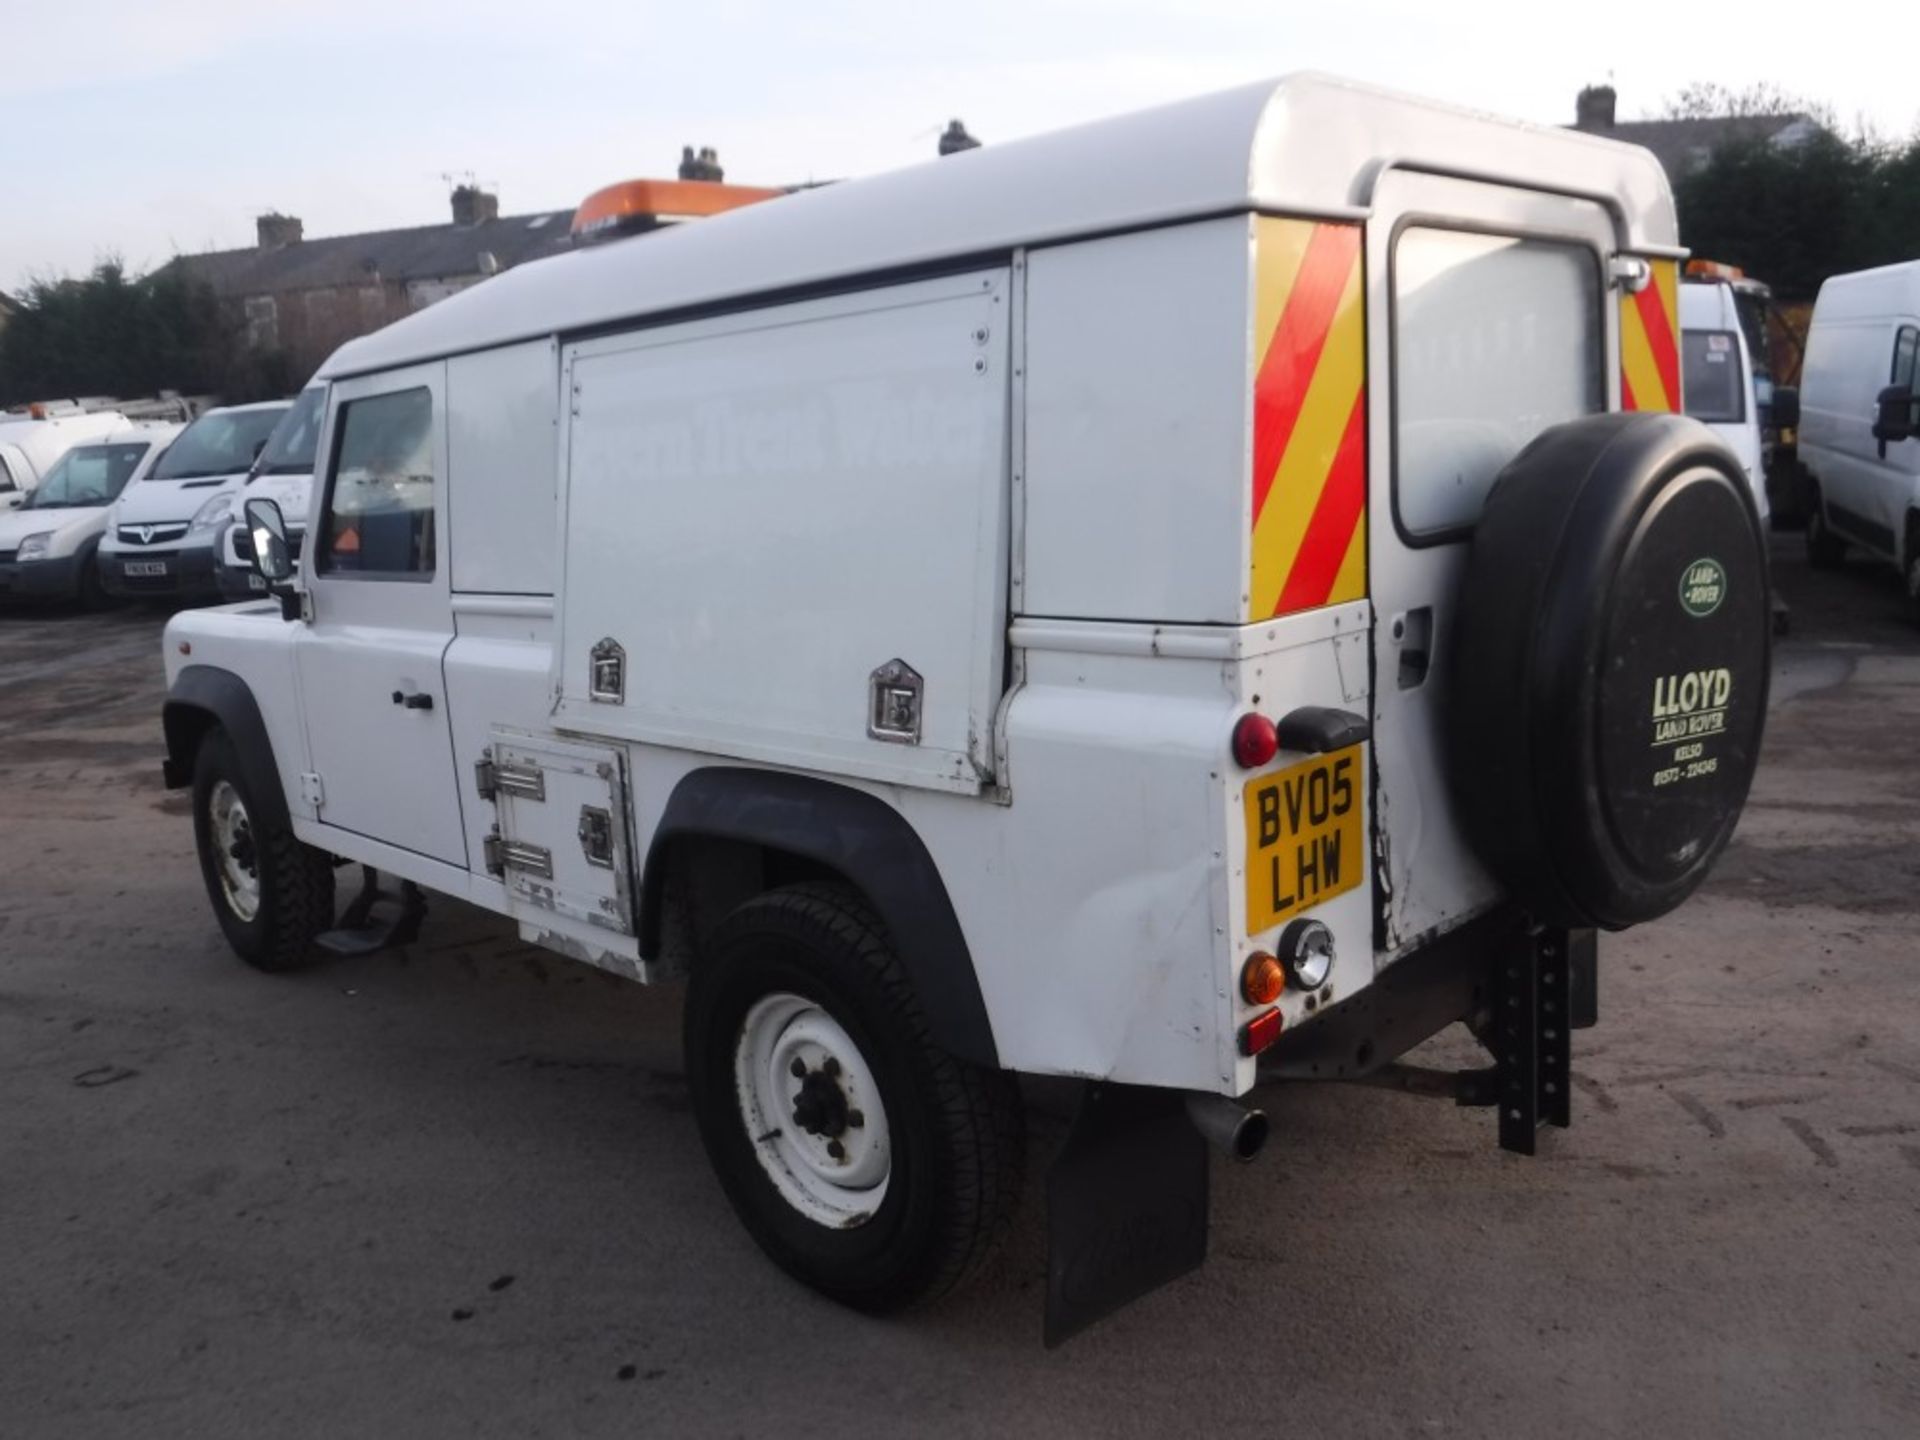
(1231, 713), (1279, 769)
(1241, 951), (1285, 1006)
(1239, 1007), (1283, 1057)
(1278, 918), (1335, 991)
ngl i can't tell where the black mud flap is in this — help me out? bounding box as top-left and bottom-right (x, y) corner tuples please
(1045, 1083), (1208, 1347)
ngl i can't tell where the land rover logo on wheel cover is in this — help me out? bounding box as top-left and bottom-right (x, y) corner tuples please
(1679, 557), (1725, 617)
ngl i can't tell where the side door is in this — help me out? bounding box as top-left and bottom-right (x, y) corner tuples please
(1366, 172), (1618, 955)
(295, 364), (468, 868)
(1862, 322), (1920, 554)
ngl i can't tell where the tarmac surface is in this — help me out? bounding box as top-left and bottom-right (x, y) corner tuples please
(2, 534), (1917, 1438)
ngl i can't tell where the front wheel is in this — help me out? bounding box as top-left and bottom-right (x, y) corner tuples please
(1806, 494), (1847, 569)
(684, 883), (1022, 1312)
(191, 730), (334, 971)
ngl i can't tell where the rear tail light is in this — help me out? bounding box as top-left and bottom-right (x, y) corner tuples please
(1239, 1007), (1283, 1056)
(1231, 712), (1279, 769)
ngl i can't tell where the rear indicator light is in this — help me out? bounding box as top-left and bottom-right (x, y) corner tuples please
(1239, 1006), (1283, 1056)
(1241, 951), (1285, 1006)
(1232, 713), (1279, 769)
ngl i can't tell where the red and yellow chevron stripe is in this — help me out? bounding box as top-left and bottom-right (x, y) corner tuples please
(1620, 258), (1680, 412)
(1248, 218), (1367, 622)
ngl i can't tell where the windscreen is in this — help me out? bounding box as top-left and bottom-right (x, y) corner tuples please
(1682, 331), (1746, 424)
(22, 442), (151, 508)
(254, 389), (325, 477)
(150, 407), (288, 480)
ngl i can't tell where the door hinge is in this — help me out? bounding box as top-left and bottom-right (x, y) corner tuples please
(483, 829), (553, 880)
(299, 771), (325, 808)
(474, 752), (545, 802)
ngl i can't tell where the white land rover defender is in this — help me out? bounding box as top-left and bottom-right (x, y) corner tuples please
(160, 75), (1769, 1342)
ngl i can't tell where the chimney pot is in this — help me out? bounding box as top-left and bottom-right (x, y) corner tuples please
(1576, 84), (1618, 130)
(678, 146), (724, 182)
(939, 119), (981, 156)
(451, 184), (499, 226)
(256, 212), (303, 250)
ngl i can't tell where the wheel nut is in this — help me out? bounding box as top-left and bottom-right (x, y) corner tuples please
(827, 1140), (845, 1160)
(789, 1057), (807, 1078)
(847, 1109), (864, 1128)
(822, 1057), (841, 1078)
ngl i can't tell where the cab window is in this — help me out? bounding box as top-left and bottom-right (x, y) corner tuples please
(1682, 331), (1746, 424)
(318, 388), (436, 578)
(1393, 226), (1603, 538)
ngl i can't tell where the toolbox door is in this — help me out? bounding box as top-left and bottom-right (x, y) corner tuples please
(1366, 172), (1620, 955)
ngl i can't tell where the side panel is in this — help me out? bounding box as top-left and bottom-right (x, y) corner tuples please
(1023, 218), (1251, 623)
(553, 271), (1010, 795)
(447, 342), (560, 596)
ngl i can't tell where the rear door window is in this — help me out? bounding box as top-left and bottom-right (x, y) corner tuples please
(1682, 331), (1746, 424)
(1392, 226), (1603, 538)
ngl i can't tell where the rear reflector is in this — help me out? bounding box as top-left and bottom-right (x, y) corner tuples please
(1239, 1006), (1283, 1057)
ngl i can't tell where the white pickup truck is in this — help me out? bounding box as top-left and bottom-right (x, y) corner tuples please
(160, 74), (1770, 1341)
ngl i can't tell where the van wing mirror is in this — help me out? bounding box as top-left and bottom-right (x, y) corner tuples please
(244, 497), (294, 584)
(1769, 385), (1800, 431)
(1871, 383), (1916, 447)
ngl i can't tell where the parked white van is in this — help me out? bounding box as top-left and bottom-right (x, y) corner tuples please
(214, 387), (326, 600)
(159, 75), (1770, 1341)
(1680, 277), (1769, 524)
(1797, 259), (1920, 613)
(0, 423), (183, 604)
(98, 400), (291, 600)
(0, 409), (131, 511)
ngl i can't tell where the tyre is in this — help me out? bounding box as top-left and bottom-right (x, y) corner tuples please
(191, 729), (334, 971)
(1448, 413), (1770, 930)
(684, 882), (1022, 1312)
(76, 549), (116, 611)
(1805, 491), (1847, 569)
(1906, 518), (1920, 626)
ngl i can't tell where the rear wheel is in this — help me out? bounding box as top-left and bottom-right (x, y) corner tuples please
(1905, 516), (1920, 625)
(684, 883), (1022, 1312)
(191, 730), (334, 971)
(1806, 490), (1847, 569)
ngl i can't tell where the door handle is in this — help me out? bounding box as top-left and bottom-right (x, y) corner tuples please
(391, 690), (434, 711)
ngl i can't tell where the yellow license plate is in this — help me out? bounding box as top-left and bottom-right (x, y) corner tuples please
(1244, 744), (1364, 934)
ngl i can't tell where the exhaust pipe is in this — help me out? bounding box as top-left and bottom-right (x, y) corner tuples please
(1185, 1092), (1269, 1162)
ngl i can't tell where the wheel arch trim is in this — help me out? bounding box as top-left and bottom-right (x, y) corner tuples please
(640, 767), (999, 1068)
(162, 665), (292, 833)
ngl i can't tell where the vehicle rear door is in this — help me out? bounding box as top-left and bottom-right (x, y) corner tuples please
(1365, 172), (1629, 955)
(295, 363), (468, 868)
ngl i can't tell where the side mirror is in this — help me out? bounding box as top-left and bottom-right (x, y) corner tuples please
(1872, 383), (1915, 454)
(245, 497), (293, 582)
(1770, 385), (1800, 431)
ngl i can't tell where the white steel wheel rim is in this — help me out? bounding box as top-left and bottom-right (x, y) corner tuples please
(208, 780), (261, 922)
(733, 991), (891, 1228)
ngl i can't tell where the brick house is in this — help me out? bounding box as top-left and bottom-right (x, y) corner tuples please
(165, 186), (574, 383)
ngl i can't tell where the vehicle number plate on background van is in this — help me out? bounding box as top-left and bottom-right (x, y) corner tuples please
(1244, 745), (1363, 933)
(124, 561), (168, 577)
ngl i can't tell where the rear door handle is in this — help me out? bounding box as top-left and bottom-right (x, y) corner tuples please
(391, 690), (434, 711)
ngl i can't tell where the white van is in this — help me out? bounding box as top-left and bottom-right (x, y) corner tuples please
(1680, 278), (1769, 524)
(97, 401), (291, 600)
(214, 387), (326, 600)
(159, 75), (1770, 1341)
(0, 424), (183, 604)
(0, 409), (131, 511)
(1797, 259), (1920, 612)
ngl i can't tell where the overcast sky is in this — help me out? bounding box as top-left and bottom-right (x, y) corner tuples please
(2, 0), (1911, 292)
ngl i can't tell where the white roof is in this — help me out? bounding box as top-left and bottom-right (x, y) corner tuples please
(321, 72), (1679, 380)
(1812, 260), (1920, 325)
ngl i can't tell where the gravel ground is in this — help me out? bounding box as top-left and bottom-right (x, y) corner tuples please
(2, 535), (1917, 1439)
